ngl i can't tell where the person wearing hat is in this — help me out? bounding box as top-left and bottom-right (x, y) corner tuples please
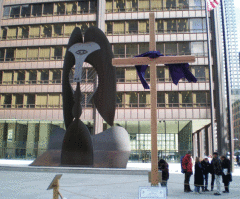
(182, 151), (193, 192)
(201, 156), (210, 191)
(220, 156), (232, 193)
(212, 152), (222, 195)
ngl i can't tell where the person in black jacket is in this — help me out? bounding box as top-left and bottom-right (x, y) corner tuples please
(212, 152), (222, 195)
(158, 159), (169, 195)
(221, 156), (232, 193)
(194, 157), (204, 193)
(201, 156), (210, 191)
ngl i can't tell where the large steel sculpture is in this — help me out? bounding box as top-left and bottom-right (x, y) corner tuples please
(30, 27), (131, 168)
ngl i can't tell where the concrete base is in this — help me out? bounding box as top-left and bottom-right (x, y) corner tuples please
(30, 126), (131, 168)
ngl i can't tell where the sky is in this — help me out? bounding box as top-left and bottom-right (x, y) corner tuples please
(234, 0), (240, 51)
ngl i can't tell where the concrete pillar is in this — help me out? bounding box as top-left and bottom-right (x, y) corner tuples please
(97, 0), (105, 32)
(0, 122), (5, 158)
(49, 70), (53, 84)
(25, 71), (30, 84)
(204, 125), (209, 156)
(179, 92), (182, 108)
(26, 122), (36, 158)
(6, 122), (16, 158)
(38, 122), (50, 157)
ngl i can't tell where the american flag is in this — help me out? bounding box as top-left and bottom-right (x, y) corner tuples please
(207, 0), (220, 11)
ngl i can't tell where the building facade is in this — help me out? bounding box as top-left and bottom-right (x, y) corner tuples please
(233, 100), (240, 150)
(0, 0), (212, 162)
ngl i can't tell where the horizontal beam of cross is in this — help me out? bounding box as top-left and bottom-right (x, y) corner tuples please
(112, 55), (195, 66)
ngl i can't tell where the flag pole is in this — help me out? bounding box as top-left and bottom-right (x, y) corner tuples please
(220, 0), (234, 171)
(205, 0), (215, 154)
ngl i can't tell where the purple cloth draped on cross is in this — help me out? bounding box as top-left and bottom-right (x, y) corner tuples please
(134, 51), (197, 89)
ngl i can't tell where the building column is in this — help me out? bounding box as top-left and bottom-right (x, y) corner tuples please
(97, 0), (106, 32)
(26, 122), (36, 158)
(0, 122), (5, 158)
(6, 122), (17, 158)
(37, 122), (50, 156)
(204, 125), (209, 156)
(197, 131), (200, 158)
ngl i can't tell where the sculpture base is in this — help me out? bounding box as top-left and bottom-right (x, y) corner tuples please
(30, 126), (131, 168)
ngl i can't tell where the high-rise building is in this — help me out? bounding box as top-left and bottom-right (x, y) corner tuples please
(0, 0), (213, 162)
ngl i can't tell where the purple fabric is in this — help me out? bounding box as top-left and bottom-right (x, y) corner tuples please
(134, 51), (197, 89)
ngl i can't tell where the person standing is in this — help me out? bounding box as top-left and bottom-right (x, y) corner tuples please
(212, 152), (222, 195)
(158, 159), (169, 195)
(209, 155), (215, 191)
(201, 156), (210, 191)
(182, 151), (193, 192)
(194, 157), (204, 194)
(221, 156), (232, 193)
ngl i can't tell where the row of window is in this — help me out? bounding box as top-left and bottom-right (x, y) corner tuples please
(0, 22), (96, 40)
(0, 18), (206, 40)
(3, 1), (97, 19)
(0, 65), (209, 85)
(0, 91), (210, 109)
(0, 41), (207, 62)
(2, 0), (205, 19)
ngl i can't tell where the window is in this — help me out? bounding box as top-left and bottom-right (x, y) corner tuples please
(116, 92), (124, 107)
(125, 68), (137, 82)
(32, 4), (42, 17)
(129, 92), (138, 107)
(106, 22), (113, 34)
(156, 19), (163, 33)
(179, 42), (190, 55)
(165, 43), (177, 55)
(113, 0), (125, 12)
(66, 2), (77, 15)
(26, 94), (35, 108)
(157, 92), (165, 107)
(3, 6), (10, 18)
(10, 6), (20, 18)
(54, 24), (64, 37)
(1, 28), (7, 39)
(65, 24), (75, 36)
(151, 0), (162, 10)
(126, 44), (138, 57)
(51, 46), (63, 60)
(90, 0), (97, 13)
(2, 94), (12, 108)
(16, 48), (27, 61)
(28, 48), (38, 60)
(126, 0), (137, 12)
(0, 49), (4, 62)
(7, 27), (18, 39)
(190, 18), (203, 33)
(114, 44), (125, 58)
(15, 94), (23, 108)
(177, 19), (188, 32)
(165, 19), (177, 33)
(194, 66), (205, 81)
(78, 1), (89, 13)
(52, 70), (61, 83)
(2, 71), (13, 84)
(18, 26), (29, 39)
(36, 94), (47, 108)
(182, 91), (192, 107)
(113, 22), (125, 34)
(29, 26), (40, 38)
(139, 20), (149, 34)
(48, 94), (60, 108)
(139, 0), (149, 11)
(166, 0), (176, 10)
(29, 70), (37, 84)
(42, 25), (52, 38)
(126, 21), (138, 34)
(168, 92), (179, 107)
(21, 5), (31, 17)
(139, 43), (149, 54)
(179, 0), (189, 9)
(139, 92), (147, 107)
(191, 42), (204, 56)
(39, 47), (50, 60)
(55, 3), (65, 15)
(40, 70), (49, 84)
(43, 3), (53, 16)
(6, 48), (15, 61)
(196, 92), (206, 106)
(116, 68), (125, 82)
(77, 23), (89, 34)
(157, 67), (165, 81)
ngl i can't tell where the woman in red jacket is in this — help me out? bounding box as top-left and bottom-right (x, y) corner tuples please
(182, 151), (193, 192)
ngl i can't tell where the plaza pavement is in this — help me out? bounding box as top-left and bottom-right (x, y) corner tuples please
(0, 160), (240, 199)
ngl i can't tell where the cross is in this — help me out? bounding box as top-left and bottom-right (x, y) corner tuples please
(112, 13), (195, 186)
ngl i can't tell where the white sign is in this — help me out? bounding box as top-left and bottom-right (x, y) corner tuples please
(68, 42), (100, 83)
(139, 187), (166, 199)
(7, 129), (13, 142)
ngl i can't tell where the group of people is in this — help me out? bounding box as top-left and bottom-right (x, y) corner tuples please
(182, 151), (232, 195)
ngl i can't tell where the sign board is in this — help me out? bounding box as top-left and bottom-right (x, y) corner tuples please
(47, 174), (62, 190)
(139, 187), (167, 199)
(7, 129), (13, 142)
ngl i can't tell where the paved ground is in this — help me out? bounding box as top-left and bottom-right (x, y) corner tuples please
(0, 160), (240, 199)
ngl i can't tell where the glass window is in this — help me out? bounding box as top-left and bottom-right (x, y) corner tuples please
(16, 48), (27, 61)
(90, 0), (97, 13)
(0, 49), (4, 61)
(126, 121), (138, 134)
(125, 68), (137, 82)
(182, 91), (192, 107)
(32, 4), (42, 17)
(21, 5), (31, 17)
(190, 18), (203, 33)
(1, 28), (7, 39)
(114, 44), (125, 58)
(189, 0), (202, 10)
(139, 20), (149, 34)
(156, 19), (163, 33)
(126, 44), (138, 57)
(196, 92), (206, 106)
(2, 71), (13, 84)
(126, 0), (137, 12)
(194, 66), (205, 81)
(18, 26), (29, 39)
(106, 22), (113, 34)
(116, 92), (124, 107)
(139, 121), (150, 134)
(55, 2), (65, 15)
(177, 19), (189, 32)
(78, 1), (89, 13)
(166, 0), (176, 10)
(116, 68), (125, 82)
(113, 22), (125, 34)
(139, 92), (146, 107)
(165, 19), (177, 33)
(3, 6), (10, 18)
(113, 0), (125, 12)
(41, 25), (52, 38)
(66, 2), (77, 15)
(26, 94), (35, 108)
(15, 94), (23, 107)
(54, 24), (64, 37)
(28, 48), (38, 60)
(52, 70), (61, 83)
(39, 47), (50, 60)
(130, 92), (138, 107)
(40, 70), (49, 84)
(157, 92), (165, 107)
(151, 0), (162, 10)
(179, 0), (189, 9)
(165, 43), (177, 55)
(126, 21), (138, 34)
(179, 42), (190, 55)
(139, 43), (149, 54)
(77, 23), (89, 34)
(6, 48), (15, 61)
(156, 43), (164, 54)
(51, 46), (63, 60)
(7, 27), (17, 40)
(36, 94), (47, 108)
(29, 70), (37, 84)
(191, 42), (204, 56)
(10, 6), (20, 18)
(106, 0), (113, 12)
(139, 0), (149, 11)
(157, 67), (165, 81)
(43, 3), (53, 16)
(168, 92), (179, 107)
(2, 94), (12, 108)
(29, 26), (40, 38)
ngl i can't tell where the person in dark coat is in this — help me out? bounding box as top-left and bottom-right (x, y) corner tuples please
(158, 159), (169, 195)
(221, 156), (231, 193)
(182, 151), (193, 192)
(212, 152), (222, 195)
(194, 157), (204, 193)
(201, 156), (210, 191)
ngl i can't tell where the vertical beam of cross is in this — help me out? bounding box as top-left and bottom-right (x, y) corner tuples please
(149, 12), (158, 186)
